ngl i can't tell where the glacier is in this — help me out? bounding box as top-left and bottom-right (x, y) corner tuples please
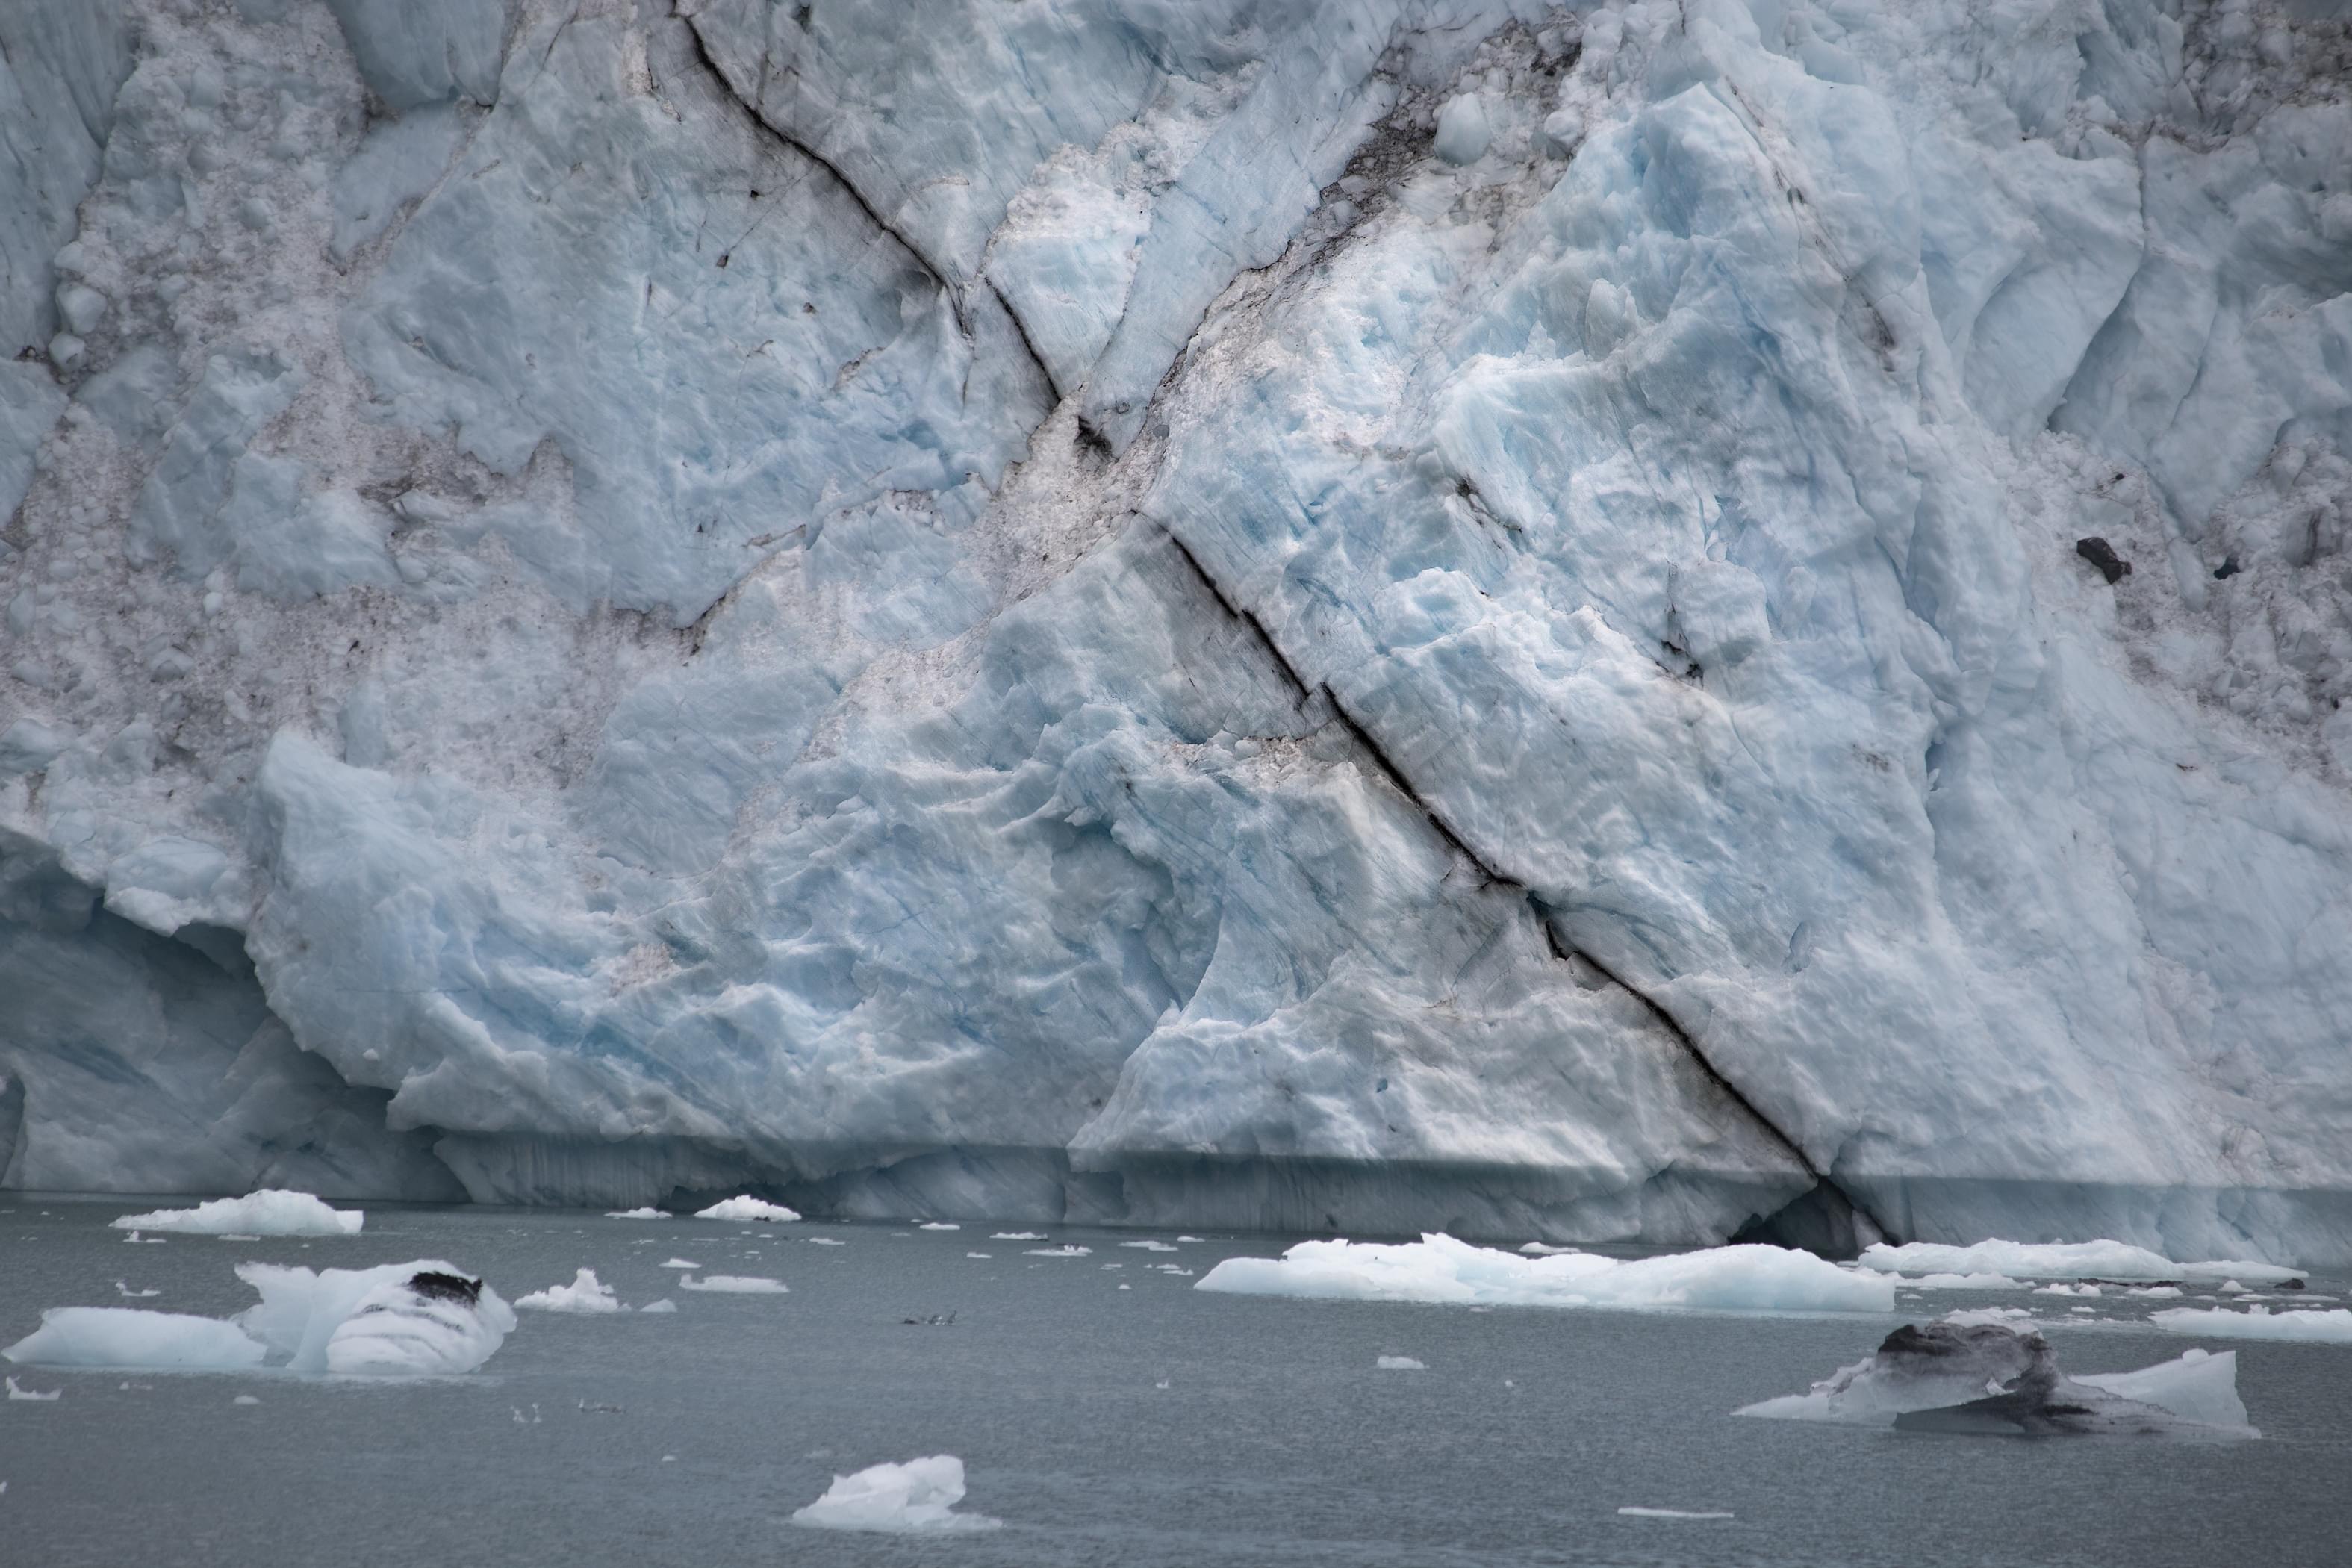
(1, 0), (2349, 1262)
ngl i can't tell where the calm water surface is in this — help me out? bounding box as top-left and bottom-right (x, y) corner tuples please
(2, 1199), (2346, 1567)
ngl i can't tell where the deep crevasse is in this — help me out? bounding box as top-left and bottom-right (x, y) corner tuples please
(1, 0), (2348, 1262)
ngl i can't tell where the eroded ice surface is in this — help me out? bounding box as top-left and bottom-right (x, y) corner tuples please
(2, 0), (2351, 1263)
(3, 1259), (511, 1375)
(790, 1455), (1001, 1535)
(1196, 1234), (1894, 1314)
(110, 1192), (362, 1238)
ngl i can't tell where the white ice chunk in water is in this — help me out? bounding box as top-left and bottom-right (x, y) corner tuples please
(605, 1207), (668, 1219)
(806, 1238), (846, 1246)
(657, 1258), (700, 1269)
(2150, 1307), (2352, 1343)
(5, 1310), (267, 1371)
(1908, 1273), (2023, 1291)
(1941, 1307), (2038, 1328)
(1619, 1508), (1733, 1519)
(112, 1190), (362, 1237)
(1025, 1245), (1092, 1258)
(232, 1393), (260, 1405)
(1197, 1234), (1894, 1314)
(639, 1299), (678, 1314)
(918, 1222), (959, 1231)
(791, 1455), (1001, 1534)
(992, 1232), (1046, 1241)
(1118, 1240), (1177, 1252)
(6, 1376), (62, 1400)
(1375, 1355), (1426, 1370)
(693, 1197), (800, 1222)
(678, 1275), (787, 1295)
(1856, 1241), (2297, 1284)
(515, 1269), (624, 1313)
(113, 1282), (159, 1298)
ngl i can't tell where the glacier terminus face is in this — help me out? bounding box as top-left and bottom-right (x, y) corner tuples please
(1, 0), (2349, 1263)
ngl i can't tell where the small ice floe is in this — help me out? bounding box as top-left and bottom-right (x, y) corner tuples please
(1100, 1263), (1122, 1270)
(657, 1258), (701, 1269)
(918, 1222), (960, 1231)
(2217, 1278), (2247, 1295)
(515, 1269), (625, 1313)
(578, 1397), (624, 1414)
(1197, 1234), (1892, 1314)
(2150, 1306), (2352, 1343)
(1025, 1245), (1092, 1258)
(231, 1394), (260, 1406)
(1518, 1243), (1582, 1256)
(1737, 1322), (2257, 1437)
(639, 1299), (678, 1314)
(1119, 1241), (1177, 1252)
(1375, 1356), (1426, 1370)
(992, 1232), (1046, 1242)
(1619, 1507), (1732, 1519)
(112, 1190), (361, 1238)
(1157, 1266), (1195, 1277)
(1941, 1307), (2037, 1328)
(677, 1275), (787, 1295)
(1855, 1240), (2298, 1285)
(1118, 1284), (1130, 1290)
(1177, 1236), (1205, 1243)
(790, 1455), (1001, 1534)
(114, 1282), (159, 1299)
(965, 1252), (992, 1260)
(605, 1207), (668, 1219)
(4, 1262), (514, 1376)
(122, 1231), (164, 1244)
(807, 1238), (846, 1247)
(692, 1197), (800, 1223)
(1907, 1272), (2023, 1291)
(2035, 1283), (2101, 1298)
(2129, 1286), (2184, 1299)
(6, 1377), (60, 1401)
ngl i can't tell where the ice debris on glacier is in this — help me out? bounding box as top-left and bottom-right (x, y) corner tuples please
(1857, 1242), (2300, 1284)
(2149, 1307), (2352, 1344)
(1737, 1323), (2256, 1437)
(514, 1269), (624, 1314)
(791, 1455), (1001, 1534)
(111, 1191), (361, 1237)
(1196, 1234), (1894, 1313)
(4, 1260), (511, 1375)
(693, 1198), (801, 1225)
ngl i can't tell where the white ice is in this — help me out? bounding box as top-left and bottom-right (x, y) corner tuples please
(639, 1299), (678, 1314)
(1856, 1242), (2298, 1284)
(1375, 1355), (1427, 1370)
(6, 1376), (61, 1400)
(992, 1233), (1048, 1242)
(790, 1455), (1001, 1534)
(1118, 1240), (1178, 1252)
(111, 1191), (361, 1238)
(677, 1275), (788, 1295)
(1620, 1508), (1733, 1519)
(1026, 1245), (1093, 1258)
(1908, 1273), (2023, 1291)
(2150, 1307), (2352, 1344)
(918, 1222), (959, 1231)
(657, 1258), (700, 1269)
(514, 1269), (625, 1313)
(693, 1198), (801, 1224)
(1197, 1234), (1894, 1314)
(604, 1208), (668, 1219)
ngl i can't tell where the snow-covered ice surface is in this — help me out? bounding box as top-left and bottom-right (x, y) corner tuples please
(3, 1257), (511, 1375)
(1737, 1323), (2257, 1437)
(3, 0), (2351, 1264)
(790, 1455), (1001, 1535)
(1197, 1233), (1894, 1313)
(2149, 1307), (2352, 1343)
(109, 1192), (362, 1237)
(514, 1268), (623, 1314)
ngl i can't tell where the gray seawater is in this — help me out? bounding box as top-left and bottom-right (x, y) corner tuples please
(3, 1199), (2348, 1567)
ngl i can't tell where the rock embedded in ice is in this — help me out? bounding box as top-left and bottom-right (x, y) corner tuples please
(515, 1269), (625, 1314)
(245, 1263), (514, 1376)
(1198, 1234), (1894, 1315)
(791, 1455), (1001, 1535)
(2149, 1307), (2352, 1344)
(111, 1192), (362, 1238)
(693, 1198), (801, 1224)
(1857, 1242), (2297, 1285)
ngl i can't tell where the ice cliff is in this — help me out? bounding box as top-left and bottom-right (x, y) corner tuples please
(3, 0), (2349, 1261)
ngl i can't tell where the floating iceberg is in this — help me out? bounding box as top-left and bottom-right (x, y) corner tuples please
(6, 1376), (62, 1401)
(1856, 1242), (2297, 1284)
(515, 1269), (624, 1313)
(677, 1275), (787, 1295)
(693, 1198), (800, 1224)
(1118, 1241), (1178, 1252)
(1737, 1323), (2256, 1437)
(640, 1299), (677, 1314)
(605, 1208), (668, 1219)
(1197, 1235), (1894, 1315)
(1026, 1245), (1092, 1258)
(657, 1258), (700, 1269)
(992, 1233), (1048, 1242)
(111, 1191), (361, 1238)
(2150, 1307), (2352, 1343)
(791, 1455), (1001, 1535)
(918, 1222), (960, 1231)
(4, 1261), (512, 1375)
(1375, 1355), (1426, 1370)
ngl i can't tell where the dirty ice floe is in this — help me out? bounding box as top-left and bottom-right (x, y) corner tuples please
(678, 1275), (787, 1295)
(1197, 1235), (1892, 1314)
(1856, 1241), (2297, 1284)
(111, 1191), (362, 1237)
(515, 1269), (625, 1313)
(791, 1455), (1001, 1534)
(2150, 1307), (2352, 1343)
(693, 1197), (800, 1223)
(4, 1262), (512, 1375)
(1737, 1322), (2255, 1437)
